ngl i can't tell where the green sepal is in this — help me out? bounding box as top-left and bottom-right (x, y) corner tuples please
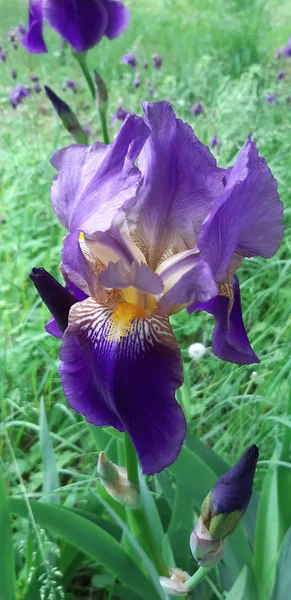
(208, 510), (244, 540)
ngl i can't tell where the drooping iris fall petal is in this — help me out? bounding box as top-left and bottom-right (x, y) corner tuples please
(103, 0), (130, 39)
(22, 1), (47, 54)
(189, 276), (260, 364)
(60, 298), (186, 474)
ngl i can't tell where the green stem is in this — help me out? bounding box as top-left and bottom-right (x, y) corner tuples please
(124, 434), (169, 578)
(185, 566), (212, 591)
(73, 51), (109, 144)
(124, 433), (139, 485)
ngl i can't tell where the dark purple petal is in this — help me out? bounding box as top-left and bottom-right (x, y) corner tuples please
(51, 115), (149, 234)
(158, 260), (217, 315)
(43, 0), (108, 52)
(121, 52), (136, 68)
(127, 102), (227, 269)
(104, 0), (130, 39)
(198, 137), (284, 282)
(30, 267), (78, 332)
(189, 276), (260, 364)
(45, 280), (88, 338)
(22, 1), (47, 54)
(60, 298), (186, 474)
(211, 445), (259, 514)
(99, 260), (164, 294)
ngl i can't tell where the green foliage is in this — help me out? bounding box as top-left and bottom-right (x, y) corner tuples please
(1, 0), (291, 598)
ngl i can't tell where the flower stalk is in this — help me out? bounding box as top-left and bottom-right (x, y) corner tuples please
(124, 433), (169, 577)
(73, 51), (109, 144)
(184, 566), (212, 591)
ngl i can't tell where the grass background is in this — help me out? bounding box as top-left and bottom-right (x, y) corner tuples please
(1, 0), (291, 597)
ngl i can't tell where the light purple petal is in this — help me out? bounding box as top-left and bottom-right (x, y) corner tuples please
(198, 137), (284, 282)
(62, 231), (109, 301)
(50, 115), (149, 234)
(99, 260), (164, 294)
(45, 316), (63, 338)
(43, 0), (108, 52)
(22, 1), (47, 54)
(158, 260), (217, 315)
(126, 101), (227, 269)
(104, 0), (130, 39)
(60, 298), (186, 474)
(189, 276), (259, 364)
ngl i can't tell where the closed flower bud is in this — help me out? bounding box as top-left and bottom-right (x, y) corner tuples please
(94, 70), (108, 111)
(97, 451), (140, 509)
(160, 568), (190, 596)
(191, 445), (258, 566)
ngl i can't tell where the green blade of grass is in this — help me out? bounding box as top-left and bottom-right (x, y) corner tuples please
(0, 470), (16, 600)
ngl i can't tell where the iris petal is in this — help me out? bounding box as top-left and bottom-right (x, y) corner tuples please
(189, 276), (259, 364)
(43, 0), (108, 52)
(104, 0), (130, 39)
(198, 137), (284, 282)
(99, 260), (164, 295)
(158, 260), (217, 315)
(22, 1), (48, 54)
(60, 298), (186, 474)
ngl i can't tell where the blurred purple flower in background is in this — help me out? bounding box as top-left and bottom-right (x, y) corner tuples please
(111, 105), (129, 125)
(30, 102), (283, 474)
(22, 0), (130, 54)
(277, 70), (285, 80)
(133, 74), (140, 89)
(62, 79), (78, 93)
(8, 29), (17, 43)
(10, 83), (30, 109)
(17, 23), (27, 37)
(0, 49), (7, 62)
(152, 53), (163, 69)
(121, 51), (136, 68)
(34, 83), (42, 93)
(11, 69), (17, 79)
(210, 135), (221, 150)
(190, 101), (204, 116)
(265, 94), (277, 104)
(30, 72), (39, 82)
(284, 43), (291, 58)
(143, 60), (148, 69)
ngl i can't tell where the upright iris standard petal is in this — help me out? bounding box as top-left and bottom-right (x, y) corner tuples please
(43, 0), (109, 52)
(198, 137), (284, 283)
(189, 276), (259, 364)
(60, 298), (186, 474)
(22, 0), (48, 54)
(126, 102), (228, 268)
(103, 0), (130, 39)
(50, 115), (150, 234)
(158, 260), (217, 315)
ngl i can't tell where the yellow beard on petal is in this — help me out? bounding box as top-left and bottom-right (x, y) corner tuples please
(106, 303), (147, 343)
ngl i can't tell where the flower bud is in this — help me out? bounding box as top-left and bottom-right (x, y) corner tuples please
(190, 445), (258, 567)
(44, 86), (89, 145)
(97, 452), (140, 509)
(160, 568), (190, 596)
(94, 70), (108, 112)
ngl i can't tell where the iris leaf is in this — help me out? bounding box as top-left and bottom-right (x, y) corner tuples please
(271, 527), (291, 600)
(253, 443), (283, 600)
(9, 498), (160, 599)
(0, 470), (16, 600)
(39, 396), (60, 504)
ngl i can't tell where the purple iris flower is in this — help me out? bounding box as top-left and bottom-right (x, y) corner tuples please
(277, 70), (285, 80)
(284, 44), (291, 58)
(22, 0), (130, 54)
(190, 102), (204, 116)
(265, 94), (277, 104)
(30, 102), (283, 475)
(121, 52), (136, 69)
(111, 105), (129, 125)
(10, 83), (30, 109)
